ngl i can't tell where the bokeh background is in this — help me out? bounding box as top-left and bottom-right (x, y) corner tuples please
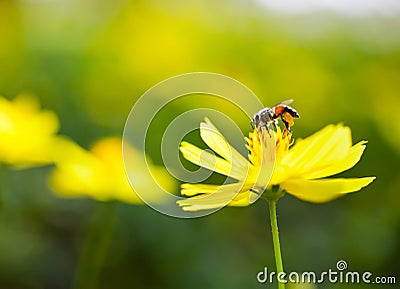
(0, 0), (399, 288)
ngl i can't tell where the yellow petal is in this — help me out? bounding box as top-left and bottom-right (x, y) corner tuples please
(49, 138), (164, 204)
(180, 141), (249, 181)
(283, 124), (351, 171)
(201, 118), (248, 169)
(178, 182), (252, 211)
(181, 182), (251, 197)
(49, 149), (107, 198)
(303, 141), (367, 179)
(0, 95), (61, 167)
(181, 183), (225, 196)
(281, 177), (376, 203)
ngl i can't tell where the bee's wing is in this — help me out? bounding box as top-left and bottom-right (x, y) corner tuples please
(279, 99), (294, 105)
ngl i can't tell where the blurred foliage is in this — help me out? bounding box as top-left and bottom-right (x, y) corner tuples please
(0, 0), (399, 288)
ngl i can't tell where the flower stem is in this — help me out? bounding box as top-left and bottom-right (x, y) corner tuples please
(268, 199), (285, 289)
(0, 166), (11, 234)
(72, 201), (117, 289)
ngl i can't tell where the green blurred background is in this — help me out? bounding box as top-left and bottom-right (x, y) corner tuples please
(0, 0), (399, 288)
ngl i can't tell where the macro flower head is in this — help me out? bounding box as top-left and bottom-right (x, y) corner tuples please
(0, 94), (62, 168)
(177, 118), (375, 211)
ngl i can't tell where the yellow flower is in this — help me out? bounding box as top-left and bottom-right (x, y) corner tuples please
(177, 118), (375, 211)
(0, 94), (61, 168)
(49, 137), (175, 204)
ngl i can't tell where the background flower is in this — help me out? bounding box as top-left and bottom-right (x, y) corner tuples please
(0, 94), (62, 168)
(49, 137), (175, 204)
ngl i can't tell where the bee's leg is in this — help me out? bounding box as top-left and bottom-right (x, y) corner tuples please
(265, 125), (272, 137)
(281, 117), (291, 133)
(250, 121), (255, 129)
(273, 120), (278, 131)
(266, 120), (278, 137)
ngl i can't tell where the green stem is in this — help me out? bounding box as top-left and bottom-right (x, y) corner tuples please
(72, 201), (117, 289)
(0, 166), (11, 234)
(268, 199), (285, 289)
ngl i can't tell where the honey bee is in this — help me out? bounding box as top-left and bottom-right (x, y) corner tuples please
(251, 99), (300, 135)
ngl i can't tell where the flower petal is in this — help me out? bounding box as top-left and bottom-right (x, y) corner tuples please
(181, 183), (227, 196)
(283, 124), (351, 171)
(178, 182), (252, 211)
(281, 177), (376, 203)
(303, 141), (367, 179)
(201, 118), (248, 169)
(180, 141), (249, 181)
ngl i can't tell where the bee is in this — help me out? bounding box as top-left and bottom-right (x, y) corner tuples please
(251, 99), (300, 135)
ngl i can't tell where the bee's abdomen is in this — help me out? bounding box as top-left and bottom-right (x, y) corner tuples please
(283, 106), (300, 118)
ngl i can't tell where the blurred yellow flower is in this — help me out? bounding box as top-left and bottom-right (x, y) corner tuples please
(177, 118), (375, 211)
(0, 94), (61, 168)
(49, 137), (174, 204)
